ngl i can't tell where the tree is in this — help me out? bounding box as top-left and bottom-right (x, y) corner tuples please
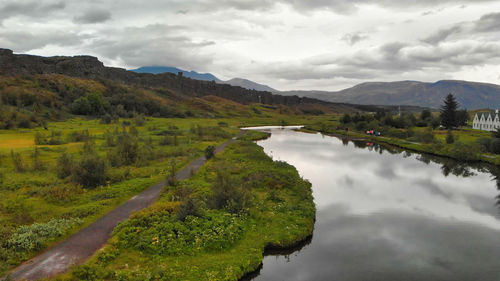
(440, 93), (459, 130)
(456, 109), (469, 126)
(495, 127), (500, 139)
(421, 109), (431, 120)
(340, 113), (351, 124)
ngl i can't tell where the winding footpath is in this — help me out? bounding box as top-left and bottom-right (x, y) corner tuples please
(7, 131), (244, 281)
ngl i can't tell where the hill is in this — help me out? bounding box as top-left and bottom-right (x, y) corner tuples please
(281, 80), (500, 109)
(223, 78), (276, 92)
(0, 49), (378, 129)
(130, 66), (276, 92)
(130, 66), (220, 82)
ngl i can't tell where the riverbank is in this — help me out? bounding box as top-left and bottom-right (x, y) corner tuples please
(58, 130), (315, 281)
(302, 125), (500, 166)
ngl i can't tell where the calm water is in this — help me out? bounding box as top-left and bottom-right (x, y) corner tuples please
(248, 127), (500, 281)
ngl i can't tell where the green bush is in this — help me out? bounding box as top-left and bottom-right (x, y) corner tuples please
(209, 170), (251, 214)
(115, 211), (245, 256)
(72, 153), (107, 188)
(449, 141), (481, 161)
(10, 150), (24, 172)
(176, 197), (203, 221)
(446, 131), (455, 144)
(205, 145), (216, 160)
(7, 218), (82, 252)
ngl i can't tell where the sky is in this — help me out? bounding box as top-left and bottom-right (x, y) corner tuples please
(1, 1), (500, 91)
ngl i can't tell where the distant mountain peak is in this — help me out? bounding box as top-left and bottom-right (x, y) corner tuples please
(131, 66), (277, 92)
(130, 66), (220, 82)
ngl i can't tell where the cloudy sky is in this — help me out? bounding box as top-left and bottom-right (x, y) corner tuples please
(1, 0), (500, 91)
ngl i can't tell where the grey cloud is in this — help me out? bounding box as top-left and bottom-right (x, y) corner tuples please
(260, 39), (500, 81)
(73, 9), (112, 24)
(87, 24), (214, 70)
(0, 30), (89, 52)
(0, 1), (65, 22)
(474, 12), (500, 32)
(342, 32), (369, 45)
(422, 12), (500, 46)
(422, 26), (463, 45)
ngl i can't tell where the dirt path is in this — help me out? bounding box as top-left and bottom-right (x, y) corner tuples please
(7, 131), (244, 281)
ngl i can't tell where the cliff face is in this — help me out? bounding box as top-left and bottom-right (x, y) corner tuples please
(0, 48), (338, 109)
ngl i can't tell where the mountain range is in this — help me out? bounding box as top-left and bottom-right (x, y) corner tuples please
(280, 80), (500, 110)
(130, 66), (276, 92)
(131, 66), (500, 109)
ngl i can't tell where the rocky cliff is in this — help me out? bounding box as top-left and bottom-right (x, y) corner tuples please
(0, 48), (347, 110)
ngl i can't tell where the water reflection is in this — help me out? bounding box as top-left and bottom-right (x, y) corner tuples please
(248, 130), (500, 281)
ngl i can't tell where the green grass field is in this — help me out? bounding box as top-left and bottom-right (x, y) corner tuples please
(55, 131), (315, 281)
(0, 114), (326, 276)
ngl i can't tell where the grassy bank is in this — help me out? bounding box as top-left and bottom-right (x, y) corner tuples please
(56, 130), (315, 281)
(304, 118), (500, 165)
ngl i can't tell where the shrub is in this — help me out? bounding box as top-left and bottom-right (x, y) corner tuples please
(10, 150), (24, 172)
(7, 218), (82, 252)
(134, 114), (146, 126)
(67, 129), (90, 142)
(31, 147), (45, 171)
(209, 170), (251, 214)
(477, 137), (492, 152)
(72, 153), (107, 188)
(490, 138), (500, 154)
(413, 129), (436, 143)
(387, 128), (408, 139)
(176, 197), (203, 221)
(205, 145), (216, 159)
(446, 131), (455, 144)
(166, 159), (177, 186)
(115, 211), (245, 256)
(110, 133), (139, 166)
(449, 141), (481, 161)
(57, 152), (74, 179)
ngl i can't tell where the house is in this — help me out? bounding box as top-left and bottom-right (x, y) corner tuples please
(473, 110), (500, 131)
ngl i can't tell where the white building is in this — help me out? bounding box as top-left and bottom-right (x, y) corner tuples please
(473, 110), (500, 131)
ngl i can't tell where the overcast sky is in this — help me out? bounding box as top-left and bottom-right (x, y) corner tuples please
(1, 0), (500, 91)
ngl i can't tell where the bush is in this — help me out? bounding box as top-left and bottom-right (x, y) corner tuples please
(134, 114), (146, 126)
(446, 131), (455, 144)
(209, 170), (251, 214)
(176, 197), (203, 221)
(205, 145), (216, 159)
(7, 218), (82, 252)
(31, 147), (45, 171)
(72, 153), (107, 188)
(449, 141), (481, 161)
(57, 152), (74, 179)
(490, 138), (500, 154)
(115, 211), (245, 256)
(10, 150), (24, 172)
(413, 129), (436, 143)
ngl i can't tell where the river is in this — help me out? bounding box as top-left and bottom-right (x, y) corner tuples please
(247, 127), (500, 281)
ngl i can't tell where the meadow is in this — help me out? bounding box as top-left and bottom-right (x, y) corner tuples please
(56, 130), (315, 281)
(0, 112), (325, 277)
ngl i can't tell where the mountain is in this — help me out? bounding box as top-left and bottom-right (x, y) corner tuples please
(131, 66), (277, 92)
(223, 78), (277, 92)
(280, 80), (500, 109)
(130, 66), (220, 82)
